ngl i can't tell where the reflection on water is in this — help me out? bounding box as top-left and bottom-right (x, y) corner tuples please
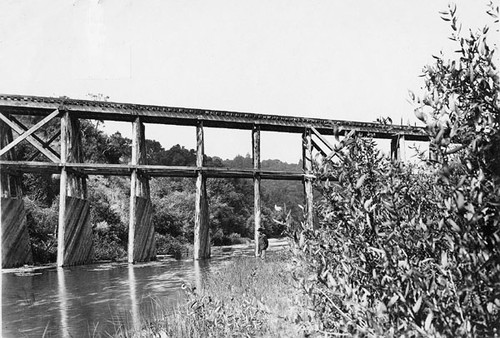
(128, 265), (140, 333)
(2, 239), (288, 337)
(58, 268), (69, 338)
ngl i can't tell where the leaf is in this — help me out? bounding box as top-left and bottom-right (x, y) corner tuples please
(388, 294), (399, 307)
(413, 296), (423, 313)
(355, 174), (367, 189)
(441, 251), (448, 267)
(377, 301), (387, 315)
(419, 219), (428, 232)
(363, 198), (373, 211)
(447, 219), (461, 232)
(424, 311), (433, 331)
(455, 191), (465, 211)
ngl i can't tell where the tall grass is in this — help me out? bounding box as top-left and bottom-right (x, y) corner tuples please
(115, 251), (311, 337)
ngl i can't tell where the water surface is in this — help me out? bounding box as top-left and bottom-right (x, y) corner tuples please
(2, 239), (288, 337)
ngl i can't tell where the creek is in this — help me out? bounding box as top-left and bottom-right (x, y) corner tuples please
(2, 239), (289, 337)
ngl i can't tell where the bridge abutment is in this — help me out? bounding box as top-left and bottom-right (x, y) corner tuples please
(0, 116), (33, 268)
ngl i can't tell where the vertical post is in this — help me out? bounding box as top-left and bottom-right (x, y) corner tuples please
(128, 118), (138, 264)
(57, 112), (68, 267)
(302, 128), (314, 229)
(428, 142), (440, 163)
(194, 121), (210, 259)
(128, 117), (154, 263)
(57, 112), (92, 267)
(252, 125), (261, 257)
(391, 135), (406, 162)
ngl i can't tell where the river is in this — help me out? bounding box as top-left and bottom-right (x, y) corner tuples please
(2, 239), (289, 338)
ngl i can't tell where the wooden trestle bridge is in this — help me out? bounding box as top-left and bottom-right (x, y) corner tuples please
(0, 94), (428, 268)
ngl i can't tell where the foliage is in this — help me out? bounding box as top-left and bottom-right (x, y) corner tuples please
(156, 234), (189, 259)
(25, 198), (58, 264)
(290, 5), (500, 336)
(92, 229), (127, 261)
(152, 190), (196, 240)
(411, 3), (500, 335)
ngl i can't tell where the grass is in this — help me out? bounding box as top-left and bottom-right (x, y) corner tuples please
(115, 251), (312, 337)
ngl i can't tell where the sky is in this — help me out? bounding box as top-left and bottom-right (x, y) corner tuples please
(0, 0), (496, 163)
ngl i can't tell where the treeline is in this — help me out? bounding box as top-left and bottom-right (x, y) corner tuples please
(19, 120), (305, 263)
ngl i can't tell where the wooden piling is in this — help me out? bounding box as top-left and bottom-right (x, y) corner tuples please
(57, 112), (92, 267)
(391, 135), (406, 162)
(253, 125), (261, 257)
(128, 117), (155, 263)
(302, 128), (314, 229)
(0, 115), (33, 268)
(194, 121), (210, 259)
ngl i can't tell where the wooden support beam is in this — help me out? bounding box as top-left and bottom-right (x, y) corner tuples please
(391, 135), (406, 162)
(57, 112), (68, 267)
(57, 112), (92, 267)
(128, 117), (155, 263)
(302, 128), (314, 229)
(0, 110), (60, 161)
(252, 125), (261, 257)
(0, 161), (309, 180)
(194, 121), (210, 259)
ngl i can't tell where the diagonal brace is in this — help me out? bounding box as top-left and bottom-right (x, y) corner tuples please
(8, 115), (61, 160)
(28, 130), (61, 161)
(311, 127), (335, 151)
(0, 110), (61, 162)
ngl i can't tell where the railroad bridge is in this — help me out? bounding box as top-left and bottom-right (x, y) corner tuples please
(0, 94), (428, 268)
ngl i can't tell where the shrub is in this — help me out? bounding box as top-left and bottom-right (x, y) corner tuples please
(92, 228), (127, 261)
(25, 198), (58, 264)
(156, 233), (189, 259)
(227, 232), (248, 245)
(290, 133), (499, 336)
(288, 4), (500, 336)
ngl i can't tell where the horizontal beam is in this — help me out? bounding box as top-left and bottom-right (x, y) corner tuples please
(0, 94), (429, 141)
(0, 161), (308, 180)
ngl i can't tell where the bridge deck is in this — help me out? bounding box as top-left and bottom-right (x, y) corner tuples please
(0, 94), (427, 141)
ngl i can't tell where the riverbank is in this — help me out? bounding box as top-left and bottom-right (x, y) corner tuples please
(118, 250), (312, 337)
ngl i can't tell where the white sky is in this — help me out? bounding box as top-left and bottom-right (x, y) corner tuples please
(0, 0), (496, 162)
